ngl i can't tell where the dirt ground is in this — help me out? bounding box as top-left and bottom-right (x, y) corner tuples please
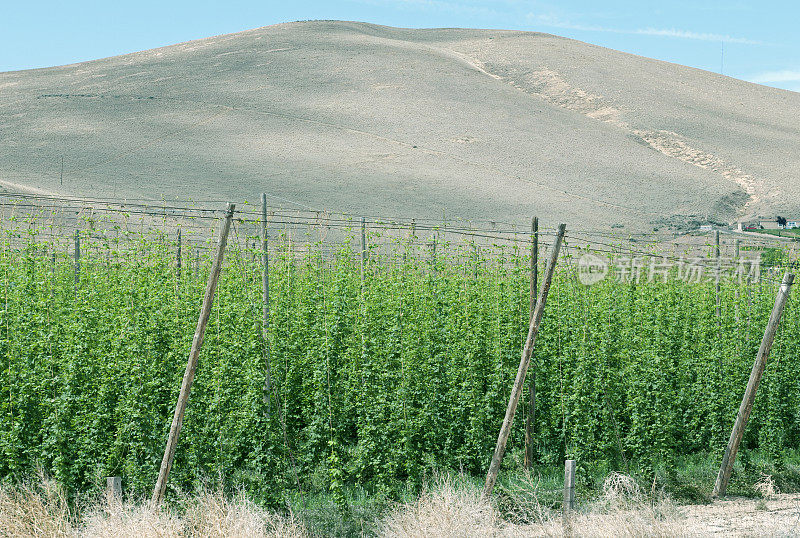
(678, 494), (800, 537)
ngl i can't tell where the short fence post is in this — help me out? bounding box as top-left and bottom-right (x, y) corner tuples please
(563, 459), (576, 511)
(107, 476), (122, 502)
(563, 459), (576, 536)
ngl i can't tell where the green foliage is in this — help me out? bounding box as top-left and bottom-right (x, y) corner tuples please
(0, 223), (798, 506)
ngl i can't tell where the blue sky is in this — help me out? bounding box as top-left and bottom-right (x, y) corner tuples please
(1, 1), (797, 91)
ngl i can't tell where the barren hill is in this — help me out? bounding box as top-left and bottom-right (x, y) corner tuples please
(1, 20), (798, 231)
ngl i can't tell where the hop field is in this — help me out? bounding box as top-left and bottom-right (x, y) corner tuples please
(0, 210), (798, 508)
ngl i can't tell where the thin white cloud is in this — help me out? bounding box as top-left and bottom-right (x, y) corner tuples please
(634, 27), (761, 45)
(527, 13), (608, 32)
(749, 70), (800, 83)
(527, 13), (763, 45)
(357, 2), (766, 45)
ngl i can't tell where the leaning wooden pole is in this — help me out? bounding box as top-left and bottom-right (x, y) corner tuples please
(524, 216), (539, 470)
(152, 203), (235, 507)
(713, 271), (794, 498)
(483, 223), (566, 499)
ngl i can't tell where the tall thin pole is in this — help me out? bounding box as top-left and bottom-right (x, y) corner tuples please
(524, 216), (539, 470)
(73, 229), (80, 286)
(360, 216), (366, 285)
(483, 224), (566, 499)
(713, 272), (794, 497)
(735, 239), (740, 324)
(152, 203), (235, 507)
(261, 194), (272, 413)
(176, 228), (182, 283)
(529, 217), (539, 317)
(715, 230), (721, 320)
(713, 230), (724, 443)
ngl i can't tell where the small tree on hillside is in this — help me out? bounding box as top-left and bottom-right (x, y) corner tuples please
(777, 216), (787, 228)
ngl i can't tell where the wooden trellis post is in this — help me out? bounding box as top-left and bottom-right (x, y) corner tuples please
(483, 223), (566, 499)
(524, 216), (539, 470)
(261, 194), (272, 413)
(73, 229), (80, 285)
(735, 239), (740, 323)
(176, 228), (182, 282)
(360, 216), (366, 284)
(152, 203), (235, 507)
(713, 272), (794, 497)
(715, 230), (721, 320)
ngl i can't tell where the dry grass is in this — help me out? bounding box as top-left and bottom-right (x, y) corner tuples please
(379, 476), (502, 537)
(0, 481), (307, 538)
(181, 490), (308, 538)
(379, 474), (687, 538)
(0, 477), (73, 538)
(4, 473), (792, 537)
(79, 492), (183, 538)
(753, 473), (780, 499)
(600, 472), (643, 506)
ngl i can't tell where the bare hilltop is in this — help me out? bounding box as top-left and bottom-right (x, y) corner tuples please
(1, 20), (798, 231)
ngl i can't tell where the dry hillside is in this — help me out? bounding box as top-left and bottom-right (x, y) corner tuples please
(1, 21), (798, 231)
